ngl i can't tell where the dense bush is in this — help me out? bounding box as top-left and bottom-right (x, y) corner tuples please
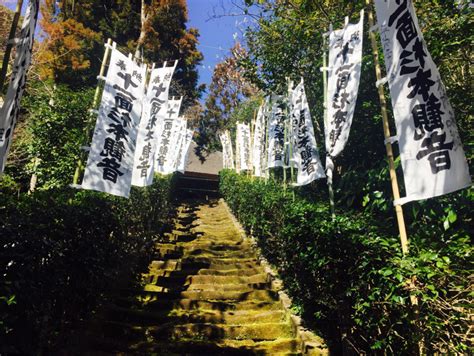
(220, 170), (472, 354)
(0, 174), (178, 354)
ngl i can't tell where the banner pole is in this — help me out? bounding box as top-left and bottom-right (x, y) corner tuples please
(323, 27), (336, 219)
(283, 113), (287, 194)
(250, 109), (257, 179)
(287, 79), (296, 201)
(0, 0), (24, 94)
(73, 38), (113, 185)
(366, 3), (408, 254)
(367, 8), (423, 351)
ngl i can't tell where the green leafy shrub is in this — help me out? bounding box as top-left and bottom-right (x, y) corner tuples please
(0, 174), (177, 353)
(220, 170), (472, 354)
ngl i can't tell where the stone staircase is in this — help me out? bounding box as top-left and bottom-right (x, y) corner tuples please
(68, 199), (326, 355)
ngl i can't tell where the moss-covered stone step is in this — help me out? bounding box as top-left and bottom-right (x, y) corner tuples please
(101, 306), (288, 326)
(115, 288), (280, 303)
(89, 320), (294, 343)
(111, 296), (283, 312)
(151, 273), (270, 286)
(142, 281), (270, 293)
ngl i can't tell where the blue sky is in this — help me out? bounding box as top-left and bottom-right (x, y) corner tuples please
(187, 0), (250, 95)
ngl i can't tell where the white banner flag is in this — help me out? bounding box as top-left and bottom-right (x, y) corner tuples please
(252, 104), (266, 177)
(374, 0), (471, 203)
(155, 97), (183, 174)
(82, 48), (147, 197)
(0, 0), (39, 174)
(326, 11), (364, 159)
(291, 79), (325, 186)
(166, 117), (187, 173)
(267, 95), (286, 168)
(132, 61), (177, 187)
(220, 130), (234, 169)
(177, 129), (194, 173)
(236, 122), (251, 171)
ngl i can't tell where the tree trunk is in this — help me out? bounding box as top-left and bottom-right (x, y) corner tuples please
(134, 0), (148, 59)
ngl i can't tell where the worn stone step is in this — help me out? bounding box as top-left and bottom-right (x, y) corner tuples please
(102, 306), (288, 326)
(111, 296), (282, 312)
(182, 248), (255, 259)
(142, 281), (270, 293)
(116, 289), (279, 303)
(92, 320), (294, 342)
(146, 264), (263, 277)
(153, 321), (295, 341)
(153, 273), (270, 286)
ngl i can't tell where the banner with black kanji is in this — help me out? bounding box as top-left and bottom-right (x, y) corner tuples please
(220, 130), (234, 170)
(252, 104), (266, 177)
(177, 128), (194, 173)
(236, 122), (251, 172)
(155, 97), (182, 174)
(82, 48), (147, 197)
(374, 0), (471, 203)
(267, 95), (286, 169)
(325, 11), (364, 159)
(290, 78), (325, 186)
(0, 0), (40, 174)
(132, 61), (176, 187)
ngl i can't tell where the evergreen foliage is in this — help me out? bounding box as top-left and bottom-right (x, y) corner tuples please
(220, 170), (472, 354)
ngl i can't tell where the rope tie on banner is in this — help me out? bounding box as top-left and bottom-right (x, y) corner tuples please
(80, 146), (90, 152)
(319, 67), (329, 72)
(104, 41), (116, 51)
(393, 196), (413, 206)
(69, 184), (82, 189)
(88, 109), (99, 115)
(96, 75), (107, 81)
(7, 38), (25, 45)
(375, 77), (388, 87)
(384, 135), (399, 145)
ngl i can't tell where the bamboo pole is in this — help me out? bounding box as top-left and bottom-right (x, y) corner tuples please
(264, 98), (270, 183)
(0, 0), (24, 94)
(366, 11), (422, 353)
(366, 5), (409, 255)
(282, 113), (287, 194)
(287, 79), (296, 201)
(72, 38), (113, 185)
(323, 26), (336, 219)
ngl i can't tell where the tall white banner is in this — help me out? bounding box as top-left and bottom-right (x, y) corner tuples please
(374, 0), (471, 203)
(132, 61), (177, 186)
(0, 0), (40, 174)
(326, 11), (364, 159)
(220, 130), (234, 169)
(82, 48), (146, 197)
(291, 79), (325, 186)
(166, 117), (187, 173)
(267, 95), (286, 168)
(155, 97), (182, 174)
(252, 105), (266, 177)
(177, 129), (194, 173)
(236, 123), (251, 171)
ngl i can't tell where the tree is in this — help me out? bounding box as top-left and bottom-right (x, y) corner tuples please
(38, 0), (204, 105)
(198, 42), (258, 152)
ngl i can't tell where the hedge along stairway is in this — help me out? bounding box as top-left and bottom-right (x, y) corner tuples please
(74, 199), (327, 355)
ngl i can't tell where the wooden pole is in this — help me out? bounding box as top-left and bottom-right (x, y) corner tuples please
(283, 113), (287, 193)
(323, 26), (336, 219)
(366, 3), (409, 255)
(287, 79), (296, 201)
(72, 38), (113, 185)
(264, 98), (270, 183)
(367, 12), (423, 356)
(0, 0), (24, 94)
